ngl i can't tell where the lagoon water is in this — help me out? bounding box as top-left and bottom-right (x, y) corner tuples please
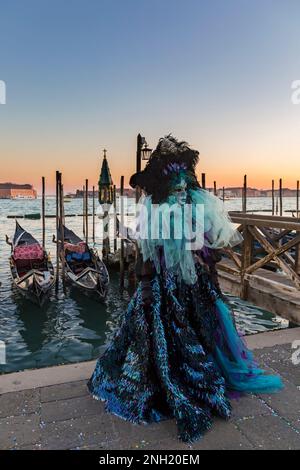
(0, 196), (292, 374)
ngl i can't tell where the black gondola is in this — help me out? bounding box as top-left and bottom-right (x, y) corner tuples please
(60, 225), (109, 301)
(6, 221), (55, 306)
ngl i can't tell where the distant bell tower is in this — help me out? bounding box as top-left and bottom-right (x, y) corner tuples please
(98, 149), (114, 204)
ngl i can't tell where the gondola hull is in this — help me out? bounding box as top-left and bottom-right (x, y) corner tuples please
(8, 221), (55, 306)
(10, 261), (55, 306)
(61, 226), (109, 301)
(63, 252), (109, 300)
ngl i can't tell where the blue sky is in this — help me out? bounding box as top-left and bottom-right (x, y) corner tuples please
(1, 0), (300, 191)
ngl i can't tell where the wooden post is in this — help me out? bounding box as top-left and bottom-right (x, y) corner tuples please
(201, 173), (206, 190)
(242, 175), (247, 213)
(92, 185), (95, 244)
(120, 176), (125, 289)
(113, 184), (117, 252)
(222, 186), (225, 202)
(85, 179), (88, 245)
(241, 225), (253, 300)
(279, 178), (283, 216)
(296, 180), (299, 219)
(271, 179), (275, 216)
(213, 181), (217, 196)
(82, 185), (86, 237)
(55, 171), (60, 292)
(59, 178), (65, 291)
(42, 176), (45, 249)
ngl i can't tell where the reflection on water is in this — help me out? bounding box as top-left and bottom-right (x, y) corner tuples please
(0, 197), (290, 374)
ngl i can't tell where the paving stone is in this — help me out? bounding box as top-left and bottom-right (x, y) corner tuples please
(109, 415), (178, 442)
(254, 344), (292, 363)
(190, 420), (254, 450)
(230, 394), (271, 419)
(40, 380), (89, 403)
(41, 394), (104, 423)
(40, 414), (115, 450)
(0, 414), (41, 450)
(255, 344), (300, 386)
(236, 415), (300, 450)
(289, 416), (300, 432)
(257, 382), (300, 419)
(107, 438), (190, 451)
(0, 389), (40, 418)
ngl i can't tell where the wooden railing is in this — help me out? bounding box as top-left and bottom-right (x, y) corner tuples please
(222, 212), (300, 299)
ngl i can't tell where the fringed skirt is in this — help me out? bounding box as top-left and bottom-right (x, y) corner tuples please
(87, 263), (283, 443)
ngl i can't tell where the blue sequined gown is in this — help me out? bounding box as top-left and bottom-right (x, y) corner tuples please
(87, 248), (283, 443)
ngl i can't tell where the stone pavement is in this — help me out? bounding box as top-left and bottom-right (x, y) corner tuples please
(0, 335), (300, 450)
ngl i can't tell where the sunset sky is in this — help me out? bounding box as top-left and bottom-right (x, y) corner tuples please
(1, 0), (300, 193)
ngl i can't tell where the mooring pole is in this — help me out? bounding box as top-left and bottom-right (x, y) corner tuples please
(85, 179), (88, 245)
(296, 180), (299, 219)
(59, 177), (65, 292)
(242, 175), (247, 213)
(42, 176), (45, 249)
(82, 184), (85, 237)
(279, 178), (283, 216)
(213, 181), (217, 196)
(201, 173), (206, 190)
(92, 185), (95, 244)
(55, 171), (60, 292)
(272, 179), (275, 216)
(222, 186), (225, 202)
(113, 184), (117, 252)
(120, 176), (125, 289)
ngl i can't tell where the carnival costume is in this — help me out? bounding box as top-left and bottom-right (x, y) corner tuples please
(88, 135), (283, 443)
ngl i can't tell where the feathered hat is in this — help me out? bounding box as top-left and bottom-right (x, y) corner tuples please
(130, 134), (200, 203)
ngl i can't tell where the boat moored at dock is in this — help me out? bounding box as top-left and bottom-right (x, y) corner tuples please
(6, 221), (55, 306)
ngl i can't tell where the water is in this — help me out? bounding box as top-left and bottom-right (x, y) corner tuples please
(0, 196), (290, 374)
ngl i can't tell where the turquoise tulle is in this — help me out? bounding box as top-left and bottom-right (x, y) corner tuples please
(214, 298), (283, 393)
(136, 188), (243, 285)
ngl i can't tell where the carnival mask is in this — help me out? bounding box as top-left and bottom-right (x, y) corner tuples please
(168, 178), (187, 206)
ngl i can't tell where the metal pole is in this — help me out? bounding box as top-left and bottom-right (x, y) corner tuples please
(136, 133), (142, 203)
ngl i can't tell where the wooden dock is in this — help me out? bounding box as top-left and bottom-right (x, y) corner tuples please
(218, 212), (300, 324)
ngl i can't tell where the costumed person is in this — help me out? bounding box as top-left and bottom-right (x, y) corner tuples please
(88, 135), (283, 443)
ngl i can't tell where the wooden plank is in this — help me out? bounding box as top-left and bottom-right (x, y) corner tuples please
(247, 226), (300, 288)
(229, 215), (300, 231)
(222, 247), (242, 269)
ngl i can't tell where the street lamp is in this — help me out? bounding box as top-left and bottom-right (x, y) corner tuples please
(136, 133), (152, 202)
(141, 142), (152, 160)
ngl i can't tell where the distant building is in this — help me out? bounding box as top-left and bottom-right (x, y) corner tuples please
(98, 149), (114, 204)
(0, 182), (37, 199)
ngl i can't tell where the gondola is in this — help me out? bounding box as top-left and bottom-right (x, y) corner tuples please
(59, 225), (109, 301)
(6, 221), (55, 306)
